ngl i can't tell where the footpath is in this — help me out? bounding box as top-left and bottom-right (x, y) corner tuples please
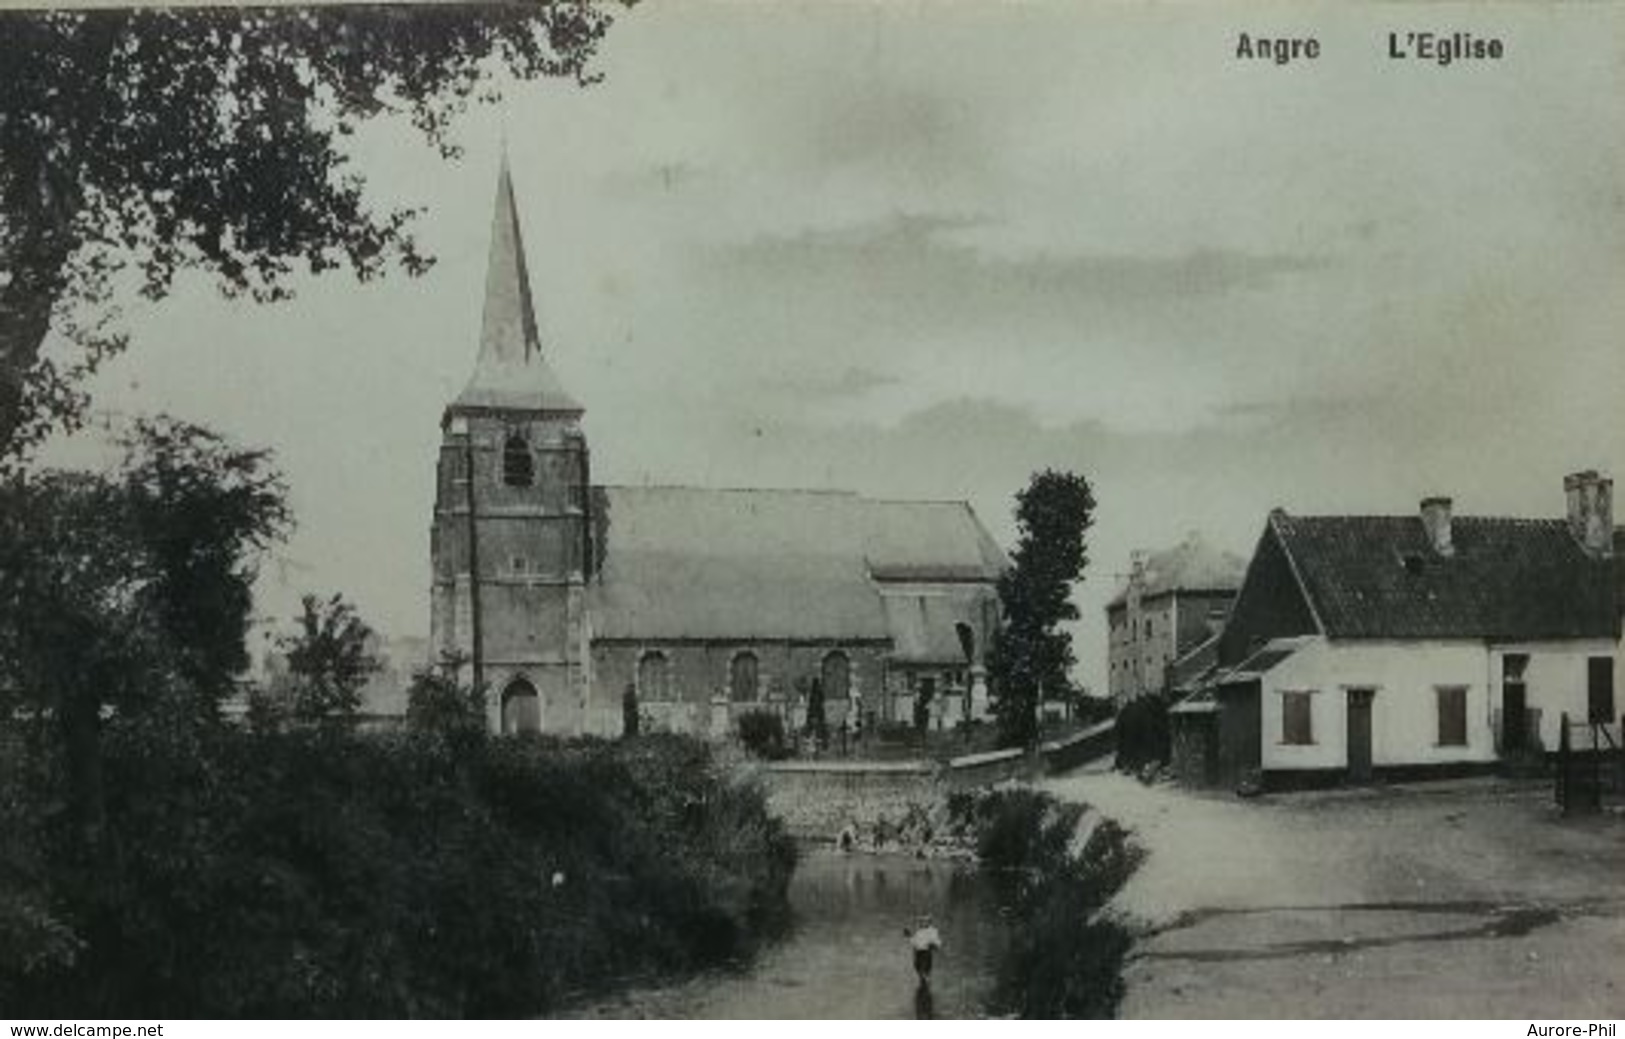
(1046, 766), (1625, 1019)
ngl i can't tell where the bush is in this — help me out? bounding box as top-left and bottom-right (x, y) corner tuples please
(954, 786), (1082, 884)
(1, 727), (797, 1017)
(951, 787), (1143, 1019)
(736, 710), (790, 760)
(1114, 693), (1171, 774)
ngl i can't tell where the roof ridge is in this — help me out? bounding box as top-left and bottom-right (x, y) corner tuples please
(1281, 512), (1567, 524)
(602, 483), (861, 496)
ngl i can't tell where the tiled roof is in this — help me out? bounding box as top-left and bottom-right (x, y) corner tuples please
(588, 487), (1003, 642)
(1107, 533), (1246, 608)
(881, 589), (986, 664)
(862, 500), (1009, 582)
(1169, 632), (1221, 691)
(1270, 512), (1618, 641)
(1221, 638), (1307, 681)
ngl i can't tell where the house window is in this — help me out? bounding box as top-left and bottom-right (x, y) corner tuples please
(502, 433), (534, 487)
(1436, 686), (1468, 746)
(1281, 691), (1314, 745)
(1588, 657), (1615, 725)
(730, 651), (759, 703)
(638, 651), (671, 702)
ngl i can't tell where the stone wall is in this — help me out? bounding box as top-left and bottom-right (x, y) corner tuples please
(592, 640), (888, 735)
(753, 720), (1117, 842)
(752, 761), (942, 843)
(753, 750), (1039, 842)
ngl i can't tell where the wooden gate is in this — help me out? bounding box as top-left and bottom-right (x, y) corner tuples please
(1556, 711), (1625, 815)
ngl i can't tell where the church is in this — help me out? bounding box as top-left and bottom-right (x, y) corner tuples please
(429, 164), (1007, 738)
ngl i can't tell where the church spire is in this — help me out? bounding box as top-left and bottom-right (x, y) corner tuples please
(480, 153), (541, 364)
(451, 155), (581, 415)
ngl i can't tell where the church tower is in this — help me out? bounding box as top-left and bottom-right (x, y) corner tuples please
(430, 159), (593, 734)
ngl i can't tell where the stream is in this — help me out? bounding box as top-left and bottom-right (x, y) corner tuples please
(568, 851), (1009, 1019)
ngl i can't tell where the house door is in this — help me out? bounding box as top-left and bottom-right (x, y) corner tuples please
(1347, 688), (1375, 783)
(1501, 653), (1530, 754)
(1503, 683), (1527, 753)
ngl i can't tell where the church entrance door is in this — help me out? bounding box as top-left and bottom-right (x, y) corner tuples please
(502, 678), (542, 735)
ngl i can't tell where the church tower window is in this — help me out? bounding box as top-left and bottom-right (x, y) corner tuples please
(503, 433), (534, 487)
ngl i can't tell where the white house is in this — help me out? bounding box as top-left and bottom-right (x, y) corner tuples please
(1173, 471), (1621, 790)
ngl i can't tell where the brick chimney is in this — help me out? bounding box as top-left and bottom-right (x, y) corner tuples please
(1420, 496), (1453, 556)
(1564, 470), (1614, 557)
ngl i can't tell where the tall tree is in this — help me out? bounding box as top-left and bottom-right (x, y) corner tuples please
(0, 2), (622, 459)
(0, 416), (290, 843)
(276, 593), (381, 726)
(987, 469), (1096, 749)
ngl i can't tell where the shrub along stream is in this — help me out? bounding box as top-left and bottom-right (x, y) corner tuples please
(1, 729), (797, 1018)
(949, 787), (1144, 1018)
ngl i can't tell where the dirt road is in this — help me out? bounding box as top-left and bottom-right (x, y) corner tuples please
(1046, 768), (1625, 1018)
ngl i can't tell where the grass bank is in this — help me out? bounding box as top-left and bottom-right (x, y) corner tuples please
(948, 787), (1143, 1018)
(1, 729), (796, 1018)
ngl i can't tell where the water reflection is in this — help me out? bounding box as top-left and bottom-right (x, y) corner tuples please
(915, 980), (935, 1020)
(569, 852), (1006, 1019)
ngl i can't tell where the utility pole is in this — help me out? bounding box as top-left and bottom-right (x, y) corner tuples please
(463, 436), (485, 697)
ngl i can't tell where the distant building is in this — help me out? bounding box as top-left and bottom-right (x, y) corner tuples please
(241, 630), (426, 731)
(1105, 533), (1245, 703)
(427, 162), (1005, 738)
(356, 634), (429, 725)
(1172, 474), (1623, 790)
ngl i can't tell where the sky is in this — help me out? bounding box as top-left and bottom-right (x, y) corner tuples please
(46, 0), (1625, 691)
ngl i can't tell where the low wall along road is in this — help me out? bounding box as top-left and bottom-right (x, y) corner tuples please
(754, 719), (1115, 842)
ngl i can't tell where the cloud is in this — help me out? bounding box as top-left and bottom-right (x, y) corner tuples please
(755, 364), (899, 401)
(716, 213), (1328, 303)
(796, 82), (996, 182)
(597, 159), (709, 197)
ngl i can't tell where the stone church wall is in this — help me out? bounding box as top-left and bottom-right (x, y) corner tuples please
(590, 641), (888, 737)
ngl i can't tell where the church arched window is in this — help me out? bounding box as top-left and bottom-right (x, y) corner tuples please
(730, 651), (760, 703)
(821, 651), (851, 702)
(638, 651), (671, 701)
(503, 433), (534, 487)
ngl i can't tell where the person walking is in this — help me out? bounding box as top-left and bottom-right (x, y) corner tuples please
(905, 914), (942, 983)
